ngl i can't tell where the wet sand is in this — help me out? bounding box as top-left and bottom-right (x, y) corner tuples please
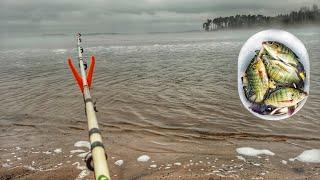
(1, 112), (320, 179)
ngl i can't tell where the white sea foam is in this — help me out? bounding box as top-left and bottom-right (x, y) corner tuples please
(77, 152), (89, 158)
(137, 155), (150, 162)
(151, 141), (168, 146)
(54, 148), (62, 153)
(53, 49), (67, 54)
(290, 149), (320, 163)
(236, 147), (275, 156)
(72, 162), (90, 180)
(23, 165), (36, 171)
(70, 149), (86, 154)
(43, 151), (52, 155)
(150, 164), (157, 168)
(236, 155), (246, 161)
(74, 141), (91, 149)
(115, 160), (124, 166)
(2, 163), (11, 168)
(75, 170), (90, 180)
(281, 160), (287, 165)
(72, 162), (86, 170)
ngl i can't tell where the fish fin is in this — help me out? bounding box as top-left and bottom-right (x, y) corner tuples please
(258, 70), (263, 78)
(277, 55), (288, 63)
(278, 54), (297, 67)
(268, 80), (276, 89)
(288, 106), (296, 116)
(293, 83), (297, 88)
(276, 61), (290, 72)
(270, 107), (282, 115)
(298, 72), (305, 80)
(261, 55), (270, 65)
(249, 95), (257, 102)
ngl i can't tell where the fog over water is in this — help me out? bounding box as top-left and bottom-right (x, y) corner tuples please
(1, 0), (319, 35)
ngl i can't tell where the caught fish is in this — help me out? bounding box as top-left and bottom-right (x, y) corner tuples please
(262, 55), (301, 84)
(242, 73), (249, 87)
(262, 41), (299, 67)
(246, 56), (270, 103)
(264, 87), (307, 108)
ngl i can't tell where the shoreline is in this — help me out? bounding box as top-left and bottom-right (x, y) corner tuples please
(1, 117), (319, 180)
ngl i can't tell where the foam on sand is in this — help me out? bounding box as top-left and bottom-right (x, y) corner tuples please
(74, 141), (91, 149)
(23, 165), (36, 171)
(43, 151), (52, 155)
(54, 148), (62, 153)
(289, 149), (320, 163)
(2, 163), (11, 168)
(72, 162), (90, 180)
(236, 147), (275, 156)
(281, 160), (287, 165)
(137, 155), (150, 162)
(75, 170), (90, 180)
(72, 162), (86, 170)
(115, 160), (124, 166)
(77, 152), (89, 158)
(70, 149), (86, 154)
(236, 155), (246, 161)
(150, 164), (157, 168)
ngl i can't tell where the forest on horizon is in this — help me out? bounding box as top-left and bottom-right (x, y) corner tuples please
(203, 4), (320, 31)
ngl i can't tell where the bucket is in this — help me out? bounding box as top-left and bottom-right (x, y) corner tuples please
(238, 29), (310, 120)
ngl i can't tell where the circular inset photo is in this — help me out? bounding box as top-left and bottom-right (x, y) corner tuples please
(238, 29), (310, 120)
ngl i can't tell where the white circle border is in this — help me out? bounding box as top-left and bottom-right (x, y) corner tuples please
(238, 29), (310, 120)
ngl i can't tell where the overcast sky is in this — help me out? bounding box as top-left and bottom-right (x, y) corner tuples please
(0, 0), (319, 35)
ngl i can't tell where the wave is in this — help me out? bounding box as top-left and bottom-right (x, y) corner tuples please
(52, 49), (67, 54)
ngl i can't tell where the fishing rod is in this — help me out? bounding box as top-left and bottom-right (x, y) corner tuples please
(67, 33), (111, 180)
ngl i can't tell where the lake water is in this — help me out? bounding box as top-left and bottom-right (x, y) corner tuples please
(1, 27), (320, 179)
(1, 28), (319, 140)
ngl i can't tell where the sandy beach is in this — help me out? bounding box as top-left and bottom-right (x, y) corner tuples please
(1, 117), (320, 179)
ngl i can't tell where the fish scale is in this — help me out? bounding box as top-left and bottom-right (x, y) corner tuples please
(264, 87), (307, 108)
(263, 41), (299, 67)
(246, 57), (269, 103)
(263, 56), (301, 84)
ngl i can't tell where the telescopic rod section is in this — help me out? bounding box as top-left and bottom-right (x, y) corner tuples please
(67, 33), (111, 180)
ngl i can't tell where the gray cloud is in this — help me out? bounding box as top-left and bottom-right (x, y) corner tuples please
(0, 0), (319, 35)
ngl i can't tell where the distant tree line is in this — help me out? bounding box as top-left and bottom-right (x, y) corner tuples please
(203, 4), (320, 31)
